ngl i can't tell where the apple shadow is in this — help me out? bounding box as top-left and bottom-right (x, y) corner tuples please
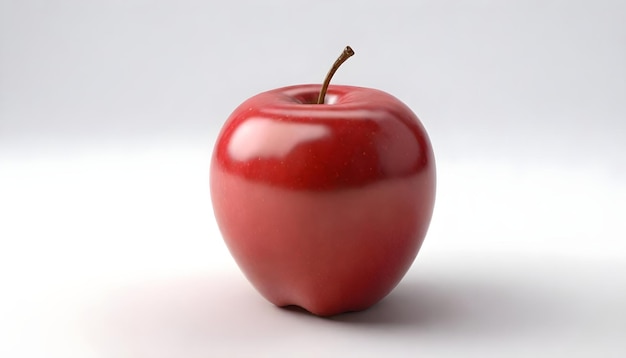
(84, 270), (571, 356)
(325, 274), (567, 337)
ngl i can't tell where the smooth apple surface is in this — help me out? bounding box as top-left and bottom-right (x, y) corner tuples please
(210, 84), (435, 316)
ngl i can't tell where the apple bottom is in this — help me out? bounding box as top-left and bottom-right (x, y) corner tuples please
(211, 170), (435, 317)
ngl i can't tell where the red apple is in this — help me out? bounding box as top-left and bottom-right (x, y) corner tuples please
(210, 47), (436, 316)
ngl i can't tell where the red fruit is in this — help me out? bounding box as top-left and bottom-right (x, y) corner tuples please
(211, 47), (435, 316)
(210, 47), (435, 316)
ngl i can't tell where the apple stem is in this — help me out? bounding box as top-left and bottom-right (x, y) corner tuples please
(316, 46), (355, 104)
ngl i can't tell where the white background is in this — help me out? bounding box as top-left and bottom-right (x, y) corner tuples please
(1, 0), (625, 357)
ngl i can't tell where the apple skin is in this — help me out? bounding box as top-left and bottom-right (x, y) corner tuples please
(210, 84), (436, 316)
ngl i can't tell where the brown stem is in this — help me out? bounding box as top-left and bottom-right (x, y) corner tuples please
(316, 46), (355, 104)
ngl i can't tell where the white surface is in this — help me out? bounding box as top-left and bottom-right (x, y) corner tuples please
(1, 139), (625, 357)
(1, 0), (626, 357)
